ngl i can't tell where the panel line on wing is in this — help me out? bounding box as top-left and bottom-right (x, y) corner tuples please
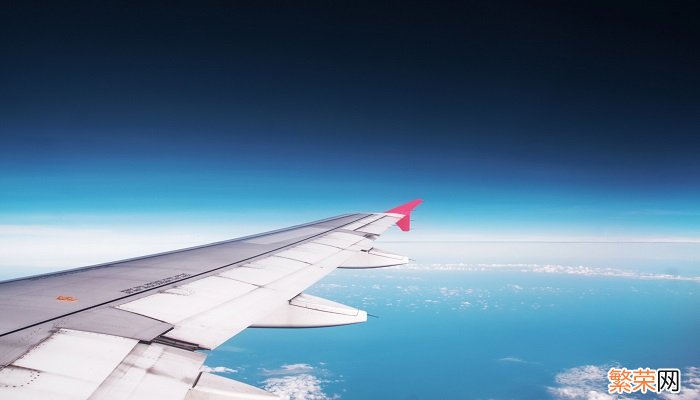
(341, 214), (384, 231)
(354, 215), (402, 235)
(267, 254), (312, 264)
(0, 214), (371, 339)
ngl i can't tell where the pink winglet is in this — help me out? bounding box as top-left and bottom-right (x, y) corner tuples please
(385, 199), (423, 231)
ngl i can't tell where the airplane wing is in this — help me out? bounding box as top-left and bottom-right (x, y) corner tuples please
(0, 200), (422, 400)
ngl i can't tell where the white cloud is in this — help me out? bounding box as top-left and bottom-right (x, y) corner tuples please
(380, 230), (700, 243)
(263, 374), (338, 400)
(438, 287), (462, 297)
(261, 363), (316, 376)
(394, 263), (700, 283)
(260, 363), (339, 400)
(547, 364), (625, 400)
(0, 224), (225, 273)
(498, 357), (528, 364)
(217, 345), (248, 353)
(549, 365), (700, 400)
(659, 366), (700, 400)
(201, 365), (238, 374)
(0, 222), (271, 277)
(316, 283), (346, 289)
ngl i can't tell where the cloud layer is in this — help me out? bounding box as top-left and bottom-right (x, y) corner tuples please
(659, 366), (700, 400)
(548, 364), (621, 400)
(548, 364), (699, 400)
(260, 363), (339, 400)
(395, 263), (700, 283)
(201, 365), (238, 374)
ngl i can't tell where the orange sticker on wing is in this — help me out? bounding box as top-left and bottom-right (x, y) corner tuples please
(56, 295), (78, 302)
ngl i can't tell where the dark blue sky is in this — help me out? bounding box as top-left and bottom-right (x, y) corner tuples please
(1, 1), (699, 238)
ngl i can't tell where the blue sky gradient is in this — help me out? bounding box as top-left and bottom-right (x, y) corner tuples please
(2, 1), (699, 246)
(0, 5), (698, 398)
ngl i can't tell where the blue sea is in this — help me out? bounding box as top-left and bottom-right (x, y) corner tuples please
(205, 242), (700, 399)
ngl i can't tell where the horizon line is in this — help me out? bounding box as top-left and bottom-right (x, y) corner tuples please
(382, 240), (700, 244)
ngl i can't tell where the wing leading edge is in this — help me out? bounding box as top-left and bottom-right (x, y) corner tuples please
(0, 200), (422, 400)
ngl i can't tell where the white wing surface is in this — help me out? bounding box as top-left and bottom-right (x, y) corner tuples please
(0, 200), (422, 399)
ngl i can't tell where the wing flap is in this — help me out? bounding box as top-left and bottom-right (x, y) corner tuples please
(339, 247), (409, 269)
(116, 277), (258, 324)
(218, 266), (286, 287)
(0, 329), (138, 400)
(310, 231), (365, 248)
(89, 343), (204, 400)
(161, 286), (282, 349)
(162, 252), (357, 349)
(251, 293), (366, 328)
(243, 255), (309, 271)
(273, 242), (339, 264)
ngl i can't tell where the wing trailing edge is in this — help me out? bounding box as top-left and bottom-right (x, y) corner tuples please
(251, 293), (366, 328)
(339, 247), (408, 269)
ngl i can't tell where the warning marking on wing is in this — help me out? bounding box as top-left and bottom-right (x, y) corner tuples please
(55, 295), (78, 302)
(121, 273), (192, 294)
